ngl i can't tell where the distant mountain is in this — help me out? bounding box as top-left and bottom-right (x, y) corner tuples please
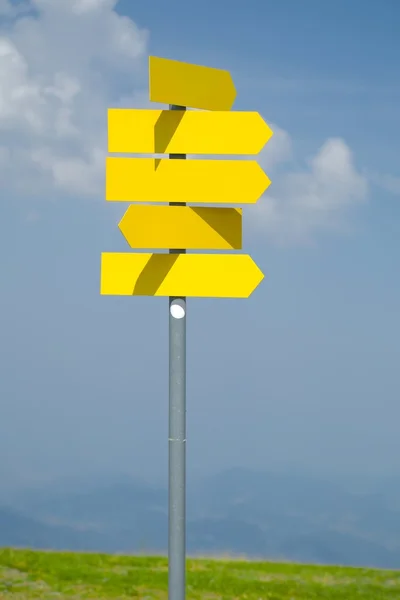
(0, 507), (104, 551)
(276, 530), (399, 569)
(4, 468), (400, 568)
(0, 505), (166, 554)
(14, 480), (167, 528)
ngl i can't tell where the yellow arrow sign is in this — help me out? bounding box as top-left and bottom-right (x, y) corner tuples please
(100, 253), (263, 298)
(149, 56), (236, 111)
(119, 205), (242, 250)
(106, 158), (270, 204)
(108, 109), (273, 155)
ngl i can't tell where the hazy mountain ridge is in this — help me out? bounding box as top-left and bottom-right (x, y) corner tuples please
(2, 468), (400, 568)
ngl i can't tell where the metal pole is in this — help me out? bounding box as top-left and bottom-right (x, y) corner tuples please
(168, 103), (187, 600)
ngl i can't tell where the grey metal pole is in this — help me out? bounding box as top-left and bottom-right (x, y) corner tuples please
(168, 103), (187, 600)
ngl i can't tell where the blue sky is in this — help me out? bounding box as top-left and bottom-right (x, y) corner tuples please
(0, 0), (399, 489)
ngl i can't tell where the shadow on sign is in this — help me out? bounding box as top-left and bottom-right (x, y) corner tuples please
(154, 109), (186, 169)
(190, 207), (242, 249)
(132, 253), (179, 295)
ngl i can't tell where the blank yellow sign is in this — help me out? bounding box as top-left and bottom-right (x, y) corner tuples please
(108, 109), (273, 155)
(149, 56), (236, 111)
(119, 205), (242, 250)
(100, 253), (264, 298)
(106, 158), (270, 204)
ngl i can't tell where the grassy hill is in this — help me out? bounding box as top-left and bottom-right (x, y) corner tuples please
(0, 548), (399, 599)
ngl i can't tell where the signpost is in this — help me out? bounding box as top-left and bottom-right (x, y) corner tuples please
(149, 56), (236, 110)
(108, 108), (273, 155)
(119, 205), (243, 250)
(168, 103), (187, 600)
(100, 252), (264, 297)
(101, 56), (273, 600)
(106, 156), (270, 204)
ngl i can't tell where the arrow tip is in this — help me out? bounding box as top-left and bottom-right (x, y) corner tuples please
(260, 118), (274, 153)
(149, 55), (237, 111)
(253, 163), (272, 202)
(225, 71), (237, 110)
(250, 260), (264, 297)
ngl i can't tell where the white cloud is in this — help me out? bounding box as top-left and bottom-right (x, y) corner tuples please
(0, 0), (149, 198)
(251, 135), (369, 244)
(0, 1), (370, 244)
(258, 122), (292, 171)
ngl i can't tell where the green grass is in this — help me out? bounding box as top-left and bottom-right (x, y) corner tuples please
(0, 548), (399, 599)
